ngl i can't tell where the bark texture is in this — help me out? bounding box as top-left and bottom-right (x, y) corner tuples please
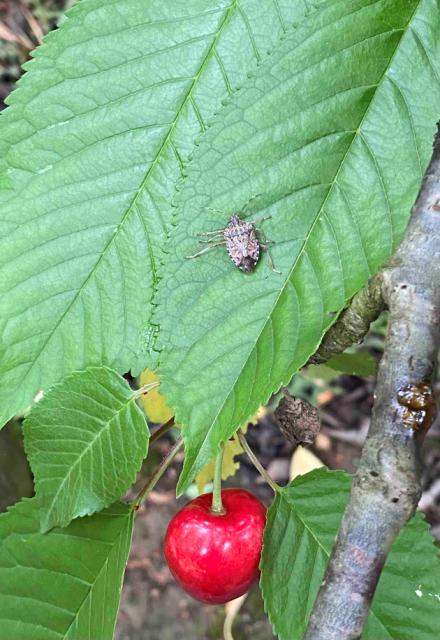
(304, 125), (440, 640)
(311, 277), (384, 365)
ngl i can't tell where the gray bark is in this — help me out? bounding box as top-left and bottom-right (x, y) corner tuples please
(304, 125), (440, 640)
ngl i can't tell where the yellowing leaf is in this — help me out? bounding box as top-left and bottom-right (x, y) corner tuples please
(139, 370), (174, 424)
(289, 446), (323, 481)
(249, 406), (267, 424)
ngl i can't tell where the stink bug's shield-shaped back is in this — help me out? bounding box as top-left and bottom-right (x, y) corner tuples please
(186, 207), (279, 273)
(224, 215), (260, 272)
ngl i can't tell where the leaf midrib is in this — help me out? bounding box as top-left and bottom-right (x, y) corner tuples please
(62, 511), (133, 640)
(15, 0), (239, 399)
(39, 394), (137, 529)
(0, 505), (133, 640)
(182, 1), (419, 486)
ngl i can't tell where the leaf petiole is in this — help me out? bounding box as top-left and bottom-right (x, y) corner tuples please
(133, 381), (160, 398)
(238, 430), (280, 493)
(132, 438), (184, 510)
(150, 417), (176, 445)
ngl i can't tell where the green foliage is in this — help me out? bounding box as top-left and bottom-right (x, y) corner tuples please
(0, 0), (319, 427)
(321, 351), (377, 377)
(157, 0), (440, 493)
(261, 469), (440, 640)
(1, 3), (439, 636)
(303, 350), (377, 386)
(0, 498), (134, 640)
(23, 367), (148, 532)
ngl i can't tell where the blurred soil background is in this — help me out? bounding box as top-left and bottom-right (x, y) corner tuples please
(1, 3), (440, 639)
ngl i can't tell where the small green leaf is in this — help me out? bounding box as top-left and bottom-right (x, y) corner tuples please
(23, 367), (148, 532)
(261, 468), (440, 640)
(0, 498), (134, 640)
(302, 364), (342, 383)
(325, 351), (377, 376)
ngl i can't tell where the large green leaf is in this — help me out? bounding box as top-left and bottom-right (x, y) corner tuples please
(261, 469), (440, 640)
(157, 0), (440, 493)
(0, 499), (134, 640)
(0, 0), (319, 427)
(23, 367), (148, 532)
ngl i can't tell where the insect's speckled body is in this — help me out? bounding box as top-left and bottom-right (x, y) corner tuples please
(186, 209), (278, 273)
(223, 214), (260, 272)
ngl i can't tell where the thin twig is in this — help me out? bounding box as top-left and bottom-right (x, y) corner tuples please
(21, 5), (44, 44)
(237, 430), (280, 493)
(132, 438), (184, 510)
(305, 124), (440, 640)
(150, 417), (175, 445)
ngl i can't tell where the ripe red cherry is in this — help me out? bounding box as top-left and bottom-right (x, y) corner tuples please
(164, 488), (266, 604)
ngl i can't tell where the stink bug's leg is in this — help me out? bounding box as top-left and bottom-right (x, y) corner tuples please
(199, 206), (227, 234)
(256, 227), (271, 244)
(197, 229), (225, 237)
(258, 227), (280, 274)
(251, 215), (272, 227)
(260, 243), (281, 274)
(206, 206), (225, 214)
(186, 241), (225, 259)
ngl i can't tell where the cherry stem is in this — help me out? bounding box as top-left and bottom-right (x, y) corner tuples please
(211, 443), (225, 514)
(237, 430), (280, 493)
(150, 417), (175, 445)
(132, 437), (184, 510)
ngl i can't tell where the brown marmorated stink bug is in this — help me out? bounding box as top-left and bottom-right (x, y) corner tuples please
(187, 212), (279, 273)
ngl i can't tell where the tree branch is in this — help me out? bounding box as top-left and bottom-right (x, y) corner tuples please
(310, 276), (383, 365)
(304, 124), (440, 640)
